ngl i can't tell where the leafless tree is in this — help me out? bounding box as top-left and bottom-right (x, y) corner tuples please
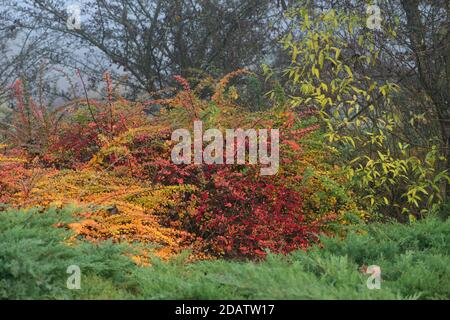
(5, 0), (285, 96)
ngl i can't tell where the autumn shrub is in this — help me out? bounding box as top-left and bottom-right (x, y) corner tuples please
(0, 146), (48, 206)
(2, 70), (366, 260)
(43, 97), (147, 169)
(124, 74), (335, 258)
(270, 111), (367, 227)
(15, 72), (147, 169)
(190, 166), (321, 258)
(15, 169), (199, 260)
(143, 157), (326, 259)
(0, 146), (25, 203)
(94, 72), (366, 258)
(2, 80), (64, 157)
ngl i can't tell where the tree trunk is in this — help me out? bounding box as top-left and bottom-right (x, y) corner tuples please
(401, 0), (450, 201)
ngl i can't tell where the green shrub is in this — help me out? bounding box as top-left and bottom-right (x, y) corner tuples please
(0, 205), (137, 299)
(1, 206), (448, 299)
(134, 215), (450, 300)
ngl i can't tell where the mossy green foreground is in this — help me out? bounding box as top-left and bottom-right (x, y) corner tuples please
(1, 206), (449, 300)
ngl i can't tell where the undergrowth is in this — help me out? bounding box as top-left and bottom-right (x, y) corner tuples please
(1, 206), (448, 299)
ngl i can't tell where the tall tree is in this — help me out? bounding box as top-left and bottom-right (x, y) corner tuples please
(400, 0), (449, 173)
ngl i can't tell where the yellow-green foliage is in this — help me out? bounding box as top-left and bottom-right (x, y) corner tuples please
(273, 7), (449, 219)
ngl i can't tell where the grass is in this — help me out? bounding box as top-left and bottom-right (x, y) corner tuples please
(0, 205), (449, 299)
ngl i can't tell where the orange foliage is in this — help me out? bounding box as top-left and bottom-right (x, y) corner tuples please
(10, 169), (205, 261)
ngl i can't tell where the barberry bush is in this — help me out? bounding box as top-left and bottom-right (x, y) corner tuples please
(1, 70), (366, 260)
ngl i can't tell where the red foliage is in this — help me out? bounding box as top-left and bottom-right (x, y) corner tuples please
(43, 121), (101, 167)
(191, 167), (319, 258)
(42, 84), (144, 168)
(146, 158), (320, 259)
(127, 109), (323, 259)
(0, 161), (25, 203)
(0, 148), (44, 205)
